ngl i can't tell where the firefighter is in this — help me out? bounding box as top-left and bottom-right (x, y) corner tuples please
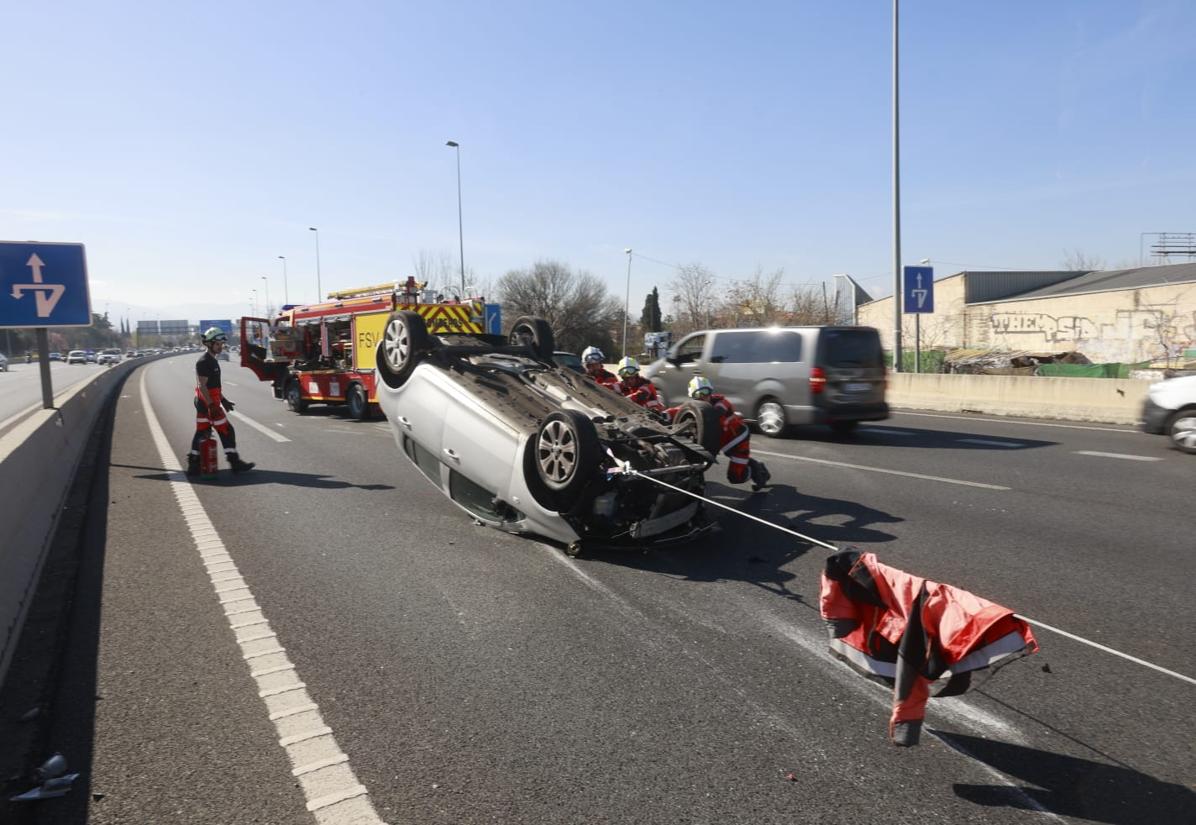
(582, 346), (619, 388)
(614, 356), (665, 413)
(682, 376), (771, 490)
(186, 328), (255, 476)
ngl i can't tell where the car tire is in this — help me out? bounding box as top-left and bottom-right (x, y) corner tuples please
(285, 380), (309, 414)
(347, 383), (369, 420)
(755, 398), (789, 438)
(830, 420), (859, 436)
(532, 410), (601, 507)
(1167, 407), (1196, 454)
(509, 316), (555, 363)
(672, 401), (722, 456)
(376, 310), (430, 389)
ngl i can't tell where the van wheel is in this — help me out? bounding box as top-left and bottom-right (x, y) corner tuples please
(532, 410), (601, 508)
(1168, 408), (1196, 454)
(673, 401), (722, 456)
(285, 380), (308, 414)
(830, 421), (859, 436)
(347, 383), (369, 420)
(377, 310), (430, 389)
(756, 399), (789, 438)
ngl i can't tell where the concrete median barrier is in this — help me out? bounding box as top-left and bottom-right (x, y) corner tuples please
(886, 372), (1152, 425)
(0, 357), (164, 687)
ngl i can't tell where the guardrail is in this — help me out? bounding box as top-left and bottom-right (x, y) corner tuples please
(0, 356), (169, 686)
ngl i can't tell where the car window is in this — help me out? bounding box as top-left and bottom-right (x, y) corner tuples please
(448, 469), (519, 521)
(710, 330), (802, 363)
(402, 434), (442, 482)
(819, 329), (883, 368)
(675, 334), (705, 364)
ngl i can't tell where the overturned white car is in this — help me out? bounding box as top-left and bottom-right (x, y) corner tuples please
(374, 312), (721, 554)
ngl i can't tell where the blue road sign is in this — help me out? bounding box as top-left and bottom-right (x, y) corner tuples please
(198, 319), (234, 335)
(903, 266), (934, 314)
(0, 242), (91, 327)
(484, 303), (502, 335)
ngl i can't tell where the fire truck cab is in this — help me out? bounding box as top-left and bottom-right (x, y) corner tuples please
(241, 278), (484, 420)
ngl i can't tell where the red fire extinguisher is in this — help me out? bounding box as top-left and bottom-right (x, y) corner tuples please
(199, 434), (218, 479)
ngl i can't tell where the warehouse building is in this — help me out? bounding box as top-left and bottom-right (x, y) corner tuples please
(856, 262), (1196, 365)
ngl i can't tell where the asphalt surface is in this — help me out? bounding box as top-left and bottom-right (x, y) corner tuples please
(0, 360), (123, 429)
(10, 358), (1196, 823)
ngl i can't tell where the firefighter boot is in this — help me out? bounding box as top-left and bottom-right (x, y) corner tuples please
(750, 459), (772, 491)
(185, 454), (200, 477)
(227, 453), (256, 473)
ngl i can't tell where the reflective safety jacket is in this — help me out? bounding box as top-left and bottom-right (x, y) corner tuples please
(588, 368), (619, 389)
(819, 550), (1038, 745)
(616, 376), (665, 412)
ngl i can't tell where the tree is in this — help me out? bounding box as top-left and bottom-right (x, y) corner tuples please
(1062, 249), (1105, 272)
(497, 260), (621, 354)
(640, 287), (663, 333)
(725, 266), (786, 326)
(669, 264), (717, 334)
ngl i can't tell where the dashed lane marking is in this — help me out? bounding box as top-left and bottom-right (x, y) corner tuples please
(753, 450), (1011, 490)
(140, 370), (387, 825)
(1073, 450), (1161, 462)
(231, 409), (291, 443)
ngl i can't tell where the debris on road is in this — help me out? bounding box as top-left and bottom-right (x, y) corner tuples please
(10, 754), (80, 802)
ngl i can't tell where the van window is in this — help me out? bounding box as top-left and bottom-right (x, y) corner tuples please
(711, 330), (802, 364)
(819, 329), (883, 368)
(674, 334), (705, 365)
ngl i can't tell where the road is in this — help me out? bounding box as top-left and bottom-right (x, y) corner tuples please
(10, 358), (1196, 823)
(0, 360), (135, 430)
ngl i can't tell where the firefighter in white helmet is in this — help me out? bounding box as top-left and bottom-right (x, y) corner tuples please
(186, 327), (255, 476)
(673, 375), (771, 490)
(614, 356), (665, 412)
(581, 346), (619, 389)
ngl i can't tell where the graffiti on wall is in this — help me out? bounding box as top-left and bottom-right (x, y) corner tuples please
(985, 308), (1196, 363)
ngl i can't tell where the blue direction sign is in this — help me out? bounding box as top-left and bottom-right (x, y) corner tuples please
(198, 319), (234, 335)
(903, 266), (934, 314)
(0, 242), (91, 327)
(484, 303), (502, 335)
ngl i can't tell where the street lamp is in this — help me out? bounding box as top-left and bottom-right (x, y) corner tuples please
(260, 275), (271, 317)
(622, 248), (633, 358)
(445, 140), (465, 298)
(277, 256), (289, 305)
(309, 227), (322, 301)
(250, 288), (258, 317)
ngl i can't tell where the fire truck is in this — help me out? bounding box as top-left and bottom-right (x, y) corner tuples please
(240, 278), (485, 419)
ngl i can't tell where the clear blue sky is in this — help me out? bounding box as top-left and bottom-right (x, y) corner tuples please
(2, 1), (1193, 323)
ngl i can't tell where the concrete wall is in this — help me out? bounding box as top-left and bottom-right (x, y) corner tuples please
(0, 359), (146, 687)
(886, 372), (1151, 425)
(858, 273), (966, 354)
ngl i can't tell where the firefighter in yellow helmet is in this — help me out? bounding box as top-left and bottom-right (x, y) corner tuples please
(187, 327), (255, 476)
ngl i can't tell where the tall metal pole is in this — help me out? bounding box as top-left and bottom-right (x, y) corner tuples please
(261, 275), (271, 317)
(622, 249), (633, 357)
(310, 227), (322, 300)
(892, 0), (903, 373)
(36, 328), (53, 408)
(278, 256), (289, 305)
(446, 141), (465, 297)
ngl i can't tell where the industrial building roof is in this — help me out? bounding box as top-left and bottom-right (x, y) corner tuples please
(976, 262), (1196, 303)
(960, 270), (1085, 304)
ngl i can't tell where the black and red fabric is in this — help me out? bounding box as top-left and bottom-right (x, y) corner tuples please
(665, 393), (753, 483)
(819, 550), (1038, 746)
(191, 352), (238, 454)
(588, 368), (620, 389)
(616, 375), (665, 412)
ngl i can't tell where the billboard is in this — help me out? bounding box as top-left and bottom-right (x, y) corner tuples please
(136, 320), (160, 334)
(159, 319), (189, 336)
(198, 319), (233, 335)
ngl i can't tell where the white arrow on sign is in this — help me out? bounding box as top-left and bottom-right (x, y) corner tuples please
(10, 253), (66, 318)
(911, 288), (928, 308)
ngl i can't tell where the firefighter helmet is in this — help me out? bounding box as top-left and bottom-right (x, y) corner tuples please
(617, 356), (640, 377)
(688, 375), (714, 398)
(202, 327), (228, 344)
(581, 346), (605, 365)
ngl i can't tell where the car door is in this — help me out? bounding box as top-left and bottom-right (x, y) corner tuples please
(652, 332), (709, 405)
(440, 396), (522, 519)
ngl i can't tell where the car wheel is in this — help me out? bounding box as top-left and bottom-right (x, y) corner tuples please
(285, 380), (308, 414)
(376, 310), (430, 389)
(533, 410), (601, 506)
(1168, 408), (1196, 454)
(509, 316), (556, 363)
(830, 420), (859, 436)
(347, 383), (369, 420)
(672, 401), (722, 456)
(756, 399), (788, 438)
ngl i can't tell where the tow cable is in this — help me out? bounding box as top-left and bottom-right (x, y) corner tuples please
(616, 465), (1196, 688)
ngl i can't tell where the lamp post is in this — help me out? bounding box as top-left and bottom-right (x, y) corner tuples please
(891, 0), (903, 373)
(445, 140), (465, 297)
(277, 256), (289, 305)
(309, 227), (322, 301)
(261, 275), (271, 317)
(622, 248), (633, 357)
(250, 288), (258, 317)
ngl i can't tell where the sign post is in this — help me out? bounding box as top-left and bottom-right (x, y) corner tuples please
(902, 265), (934, 374)
(0, 242), (92, 408)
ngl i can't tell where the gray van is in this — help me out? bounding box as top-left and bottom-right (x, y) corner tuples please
(643, 326), (889, 437)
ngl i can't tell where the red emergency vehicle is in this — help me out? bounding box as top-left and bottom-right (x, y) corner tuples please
(241, 278), (484, 419)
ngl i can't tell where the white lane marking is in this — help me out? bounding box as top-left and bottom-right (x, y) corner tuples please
(1073, 450), (1160, 462)
(753, 450), (1011, 491)
(139, 372), (387, 825)
(896, 410), (1135, 434)
(958, 438), (1025, 448)
(1015, 615), (1196, 687)
(231, 409), (291, 442)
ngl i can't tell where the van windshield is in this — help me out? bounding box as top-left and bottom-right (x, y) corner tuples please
(819, 329), (883, 368)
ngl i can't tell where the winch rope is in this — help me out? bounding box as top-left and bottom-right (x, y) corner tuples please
(630, 469), (1196, 688)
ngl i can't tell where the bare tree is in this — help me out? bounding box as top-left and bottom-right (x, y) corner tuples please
(788, 286), (827, 325)
(725, 266), (786, 326)
(1062, 249), (1105, 272)
(497, 260), (621, 354)
(668, 263), (718, 334)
